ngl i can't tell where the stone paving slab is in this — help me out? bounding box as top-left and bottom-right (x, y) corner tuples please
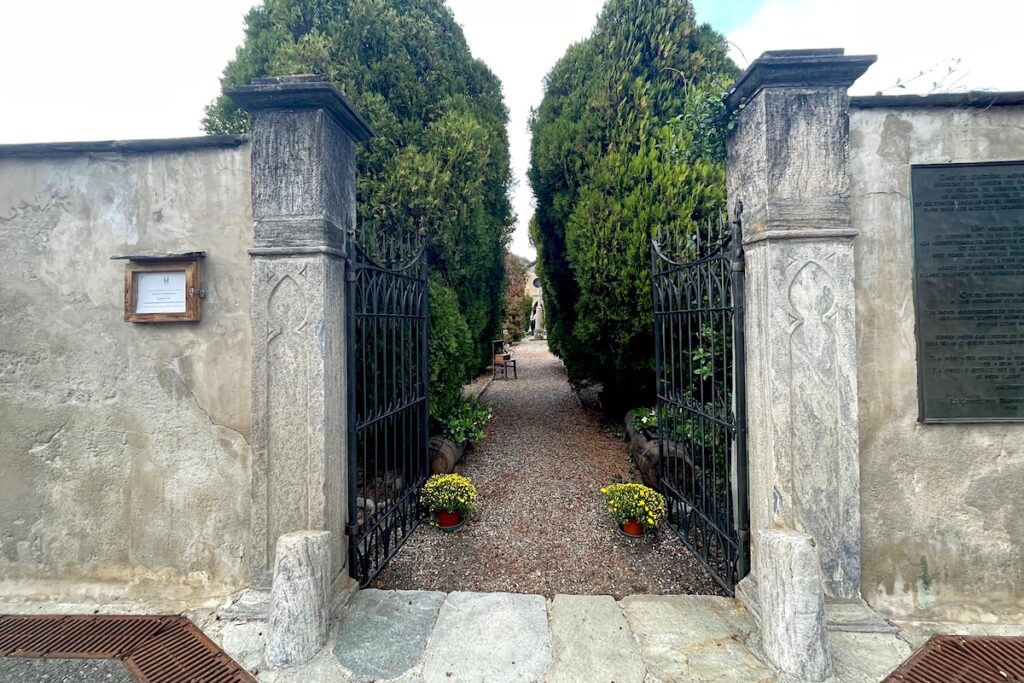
(333, 589), (446, 682)
(0, 657), (136, 682)
(621, 594), (774, 683)
(825, 631), (912, 683)
(421, 591), (551, 683)
(547, 594), (645, 683)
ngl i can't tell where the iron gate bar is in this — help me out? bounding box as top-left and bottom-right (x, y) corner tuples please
(345, 230), (430, 586)
(650, 205), (750, 594)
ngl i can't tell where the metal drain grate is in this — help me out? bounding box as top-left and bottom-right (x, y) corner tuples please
(884, 634), (1024, 682)
(0, 614), (256, 682)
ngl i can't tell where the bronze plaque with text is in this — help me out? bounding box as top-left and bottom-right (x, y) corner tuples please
(912, 161), (1024, 422)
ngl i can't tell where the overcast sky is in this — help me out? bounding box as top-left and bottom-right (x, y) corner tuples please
(1, 1), (1020, 259)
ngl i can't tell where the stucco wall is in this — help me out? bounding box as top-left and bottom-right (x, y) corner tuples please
(850, 103), (1024, 622)
(0, 140), (254, 603)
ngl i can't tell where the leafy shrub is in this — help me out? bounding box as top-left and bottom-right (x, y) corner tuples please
(429, 276), (473, 423)
(632, 407), (658, 434)
(421, 473), (478, 516)
(502, 252), (530, 342)
(442, 397), (492, 445)
(600, 482), (668, 530)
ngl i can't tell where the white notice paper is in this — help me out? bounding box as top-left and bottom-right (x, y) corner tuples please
(136, 271), (187, 314)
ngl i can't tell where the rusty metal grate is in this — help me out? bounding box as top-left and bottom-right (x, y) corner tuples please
(884, 634), (1024, 682)
(0, 614), (256, 682)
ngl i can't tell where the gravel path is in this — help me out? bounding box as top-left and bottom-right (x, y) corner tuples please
(371, 340), (722, 598)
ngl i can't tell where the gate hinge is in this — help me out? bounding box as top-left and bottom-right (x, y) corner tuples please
(345, 270), (357, 282)
(731, 259), (745, 273)
(739, 529), (751, 542)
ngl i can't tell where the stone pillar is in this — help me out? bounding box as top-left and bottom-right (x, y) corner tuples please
(228, 76), (373, 587)
(725, 50), (875, 601)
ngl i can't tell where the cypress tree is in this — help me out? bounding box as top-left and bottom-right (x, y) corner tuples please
(528, 0), (737, 414)
(205, 0), (514, 421)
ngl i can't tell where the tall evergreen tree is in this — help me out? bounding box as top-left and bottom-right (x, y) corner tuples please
(205, 0), (514, 421)
(528, 0), (737, 414)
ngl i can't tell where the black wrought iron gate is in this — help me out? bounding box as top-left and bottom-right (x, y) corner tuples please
(345, 231), (429, 585)
(651, 209), (749, 594)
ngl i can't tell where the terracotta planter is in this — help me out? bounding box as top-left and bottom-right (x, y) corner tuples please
(621, 518), (645, 537)
(438, 511), (463, 529)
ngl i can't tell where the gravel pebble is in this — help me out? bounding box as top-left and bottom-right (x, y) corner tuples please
(371, 340), (723, 598)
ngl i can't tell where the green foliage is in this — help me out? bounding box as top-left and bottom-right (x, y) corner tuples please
(528, 0), (738, 414)
(501, 252), (530, 342)
(519, 296), (534, 337)
(632, 407), (657, 434)
(428, 276), (473, 423)
(205, 0), (513, 415)
(441, 396), (492, 445)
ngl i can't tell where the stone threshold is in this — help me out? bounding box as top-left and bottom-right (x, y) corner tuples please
(1, 589), (937, 682)
(210, 589), (912, 682)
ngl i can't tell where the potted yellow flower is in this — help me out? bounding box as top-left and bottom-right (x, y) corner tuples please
(421, 473), (478, 531)
(600, 482), (667, 537)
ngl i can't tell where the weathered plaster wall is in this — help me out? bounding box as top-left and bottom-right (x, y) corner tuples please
(850, 104), (1024, 622)
(0, 142), (253, 602)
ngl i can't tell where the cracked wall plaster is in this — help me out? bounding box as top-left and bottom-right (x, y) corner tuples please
(0, 144), (254, 602)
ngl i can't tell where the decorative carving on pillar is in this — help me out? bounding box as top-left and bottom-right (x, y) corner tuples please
(787, 261), (847, 586)
(266, 273), (311, 568)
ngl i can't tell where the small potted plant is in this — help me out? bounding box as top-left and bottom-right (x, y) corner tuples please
(421, 473), (478, 531)
(600, 482), (667, 538)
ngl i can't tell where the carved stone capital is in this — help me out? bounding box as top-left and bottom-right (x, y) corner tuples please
(725, 49), (876, 112)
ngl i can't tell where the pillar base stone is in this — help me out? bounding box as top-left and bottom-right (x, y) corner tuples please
(267, 530), (332, 669)
(757, 529), (832, 682)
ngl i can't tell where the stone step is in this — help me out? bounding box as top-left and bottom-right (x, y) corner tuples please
(421, 591), (552, 683)
(333, 589), (445, 682)
(620, 594), (775, 683)
(547, 594), (645, 683)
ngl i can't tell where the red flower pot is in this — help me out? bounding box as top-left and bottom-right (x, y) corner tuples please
(438, 511), (462, 529)
(622, 518), (645, 537)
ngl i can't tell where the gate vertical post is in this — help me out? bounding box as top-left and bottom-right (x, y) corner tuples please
(724, 50), (875, 605)
(228, 76), (373, 588)
(730, 206), (751, 582)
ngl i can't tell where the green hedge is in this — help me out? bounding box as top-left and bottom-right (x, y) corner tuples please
(204, 0), (513, 424)
(528, 0), (737, 414)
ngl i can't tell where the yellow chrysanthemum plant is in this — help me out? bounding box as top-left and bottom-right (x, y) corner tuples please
(421, 474), (478, 528)
(600, 482), (668, 533)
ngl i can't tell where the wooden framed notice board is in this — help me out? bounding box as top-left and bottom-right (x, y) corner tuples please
(116, 253), (204, 323)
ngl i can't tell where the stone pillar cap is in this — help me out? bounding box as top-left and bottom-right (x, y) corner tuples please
(725, 48), (876, 111)
(227, 74), (374, 142)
